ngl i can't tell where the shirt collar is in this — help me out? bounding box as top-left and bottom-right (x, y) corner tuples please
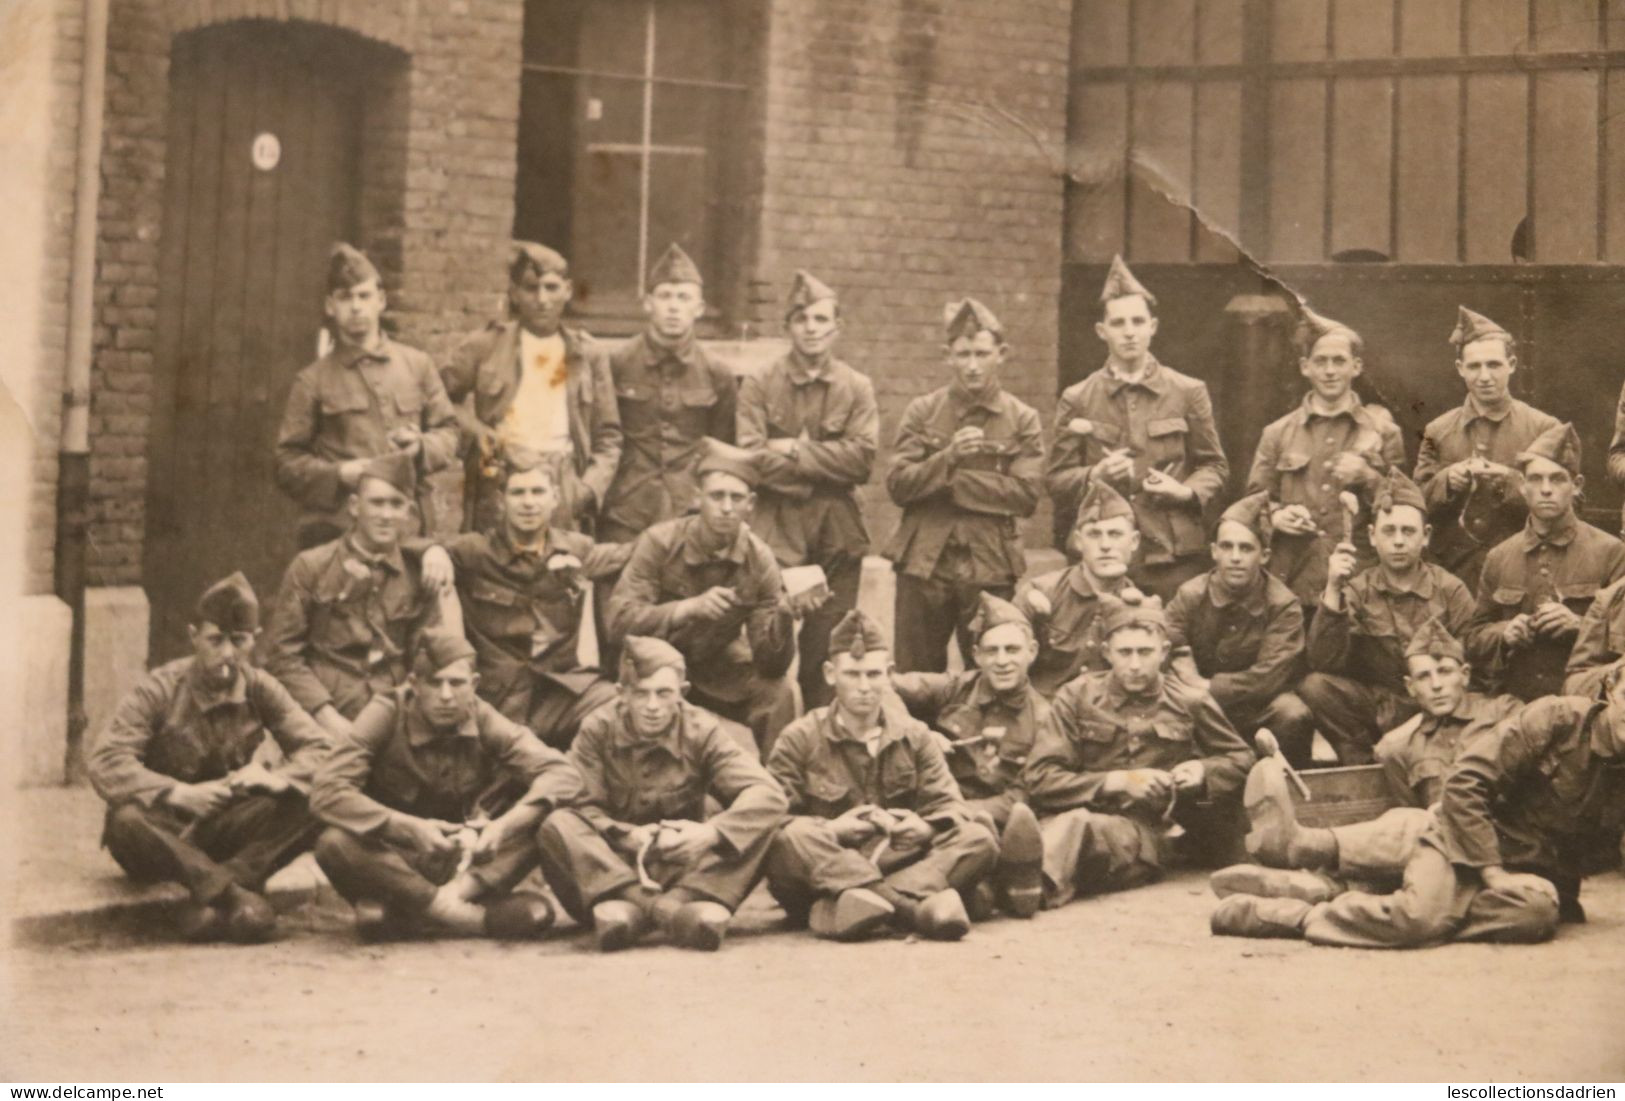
(335, 336), (391, 368)
(949, 382), (1005, 413)
(345, 534), (405, 576)
(1419, 692), (1491, 732)
(1103, 355), (1167, 397)
(186, 660), (248, 712)
(610, 701), (685, 756)
(403, 693), (480, 746)
(1103, 672), (1163, 709)
(968, 671), (1032, 712)
(493, 524), (552, 565)
(1520, 511), (1579, 551)
(679, 517), (748, 566)
(827, 704), (902, 751)
(785, 352), (832, 386)
(1205, 569), (1268, 614)
(1370, 563), (1437, 598)
(1300, 390), (1362, 420)
(1462, 394), (1515, 424)
(640, 330), (701, 373)
(1066, 565), (1111, 600)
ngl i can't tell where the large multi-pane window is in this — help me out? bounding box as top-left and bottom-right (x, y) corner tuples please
(516, 0), (752, 326)
(1067, 0), (1625, 264)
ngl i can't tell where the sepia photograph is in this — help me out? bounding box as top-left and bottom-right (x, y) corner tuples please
(1, 0), (1623, 1086)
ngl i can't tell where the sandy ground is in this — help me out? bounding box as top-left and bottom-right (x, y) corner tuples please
(5, 870), (1624, 1083)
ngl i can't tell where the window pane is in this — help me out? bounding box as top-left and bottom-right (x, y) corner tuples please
(1335, 0), (1395, 57)
(1400, 0), (1461, 55)
(1330, 77), (1393, 256)
(1073, 0), (1130, 67)
(579, 74), (644, 145)
(1395, 76), (1459, 260)
(1607, 69), (1625, 259)
(1193, 79), (1242, 260)
(523, 0), (586, 67)
(1135, 0), (1197, 65)
(648, 152), (712, 281)
(1064, 82), (1127, 261)
(1464, 73), (1527, 262)
(1273, 0), (1329, 60)
(1197, 0), (1244, 64)
(1129, 80), (1194, 260)
(1466, 0), (1529, 54)
(1267, 79), (1327, 260)
(1532, 0), (1599, 50)
(571, 149), (643, 305)
(515, 71), (578, 255)
(654, 0), (726, 81)
(652, 82), (721, 149)
(580, 0), (650, 77)
(1532, 70), (1598, 261)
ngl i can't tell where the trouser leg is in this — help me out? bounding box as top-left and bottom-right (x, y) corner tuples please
(191, 792), (322, 892)
(894, 573), (956, 674)
(104, 802), (239, 904)
(763, 817), (890, 923)
(798, 552), (861, 710)
(1228, 691), (1315, 769)
(528, 677), (619, 751)
(593, 573), (623, 677)
(1302, 840), (1470, 948)
(1040, 808), (1163, 907)
(313, 827), (440, 914)
(1455, 874), (1560, 943)
(744, 674), (799, 759)
(1299, 673), (1415, 765)
(672, 819), (779, 912)
(881, 820), (999, 902)
(535, 808), (641, 924)
(1332, 807), (1434, 883)
(684, 686), (766, 760)
(966, 789), (1020, 833)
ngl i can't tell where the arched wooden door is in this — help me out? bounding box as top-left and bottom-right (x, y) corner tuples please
(145, 23), (368, 658)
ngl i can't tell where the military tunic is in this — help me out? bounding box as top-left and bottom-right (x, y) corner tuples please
(88, 658), (329, 904)
(312, 687), (584, 912)
(274, 338), (461, 547)
(607, 514), (796, 751)
(1372, 692), (1521, 809)
(737, 354), (878, 708)
(1046, 357), (1228, 596)
(763, 705), (997, 915)
(1563, 573), (1625, 698)
(1025, 670), (1253, 905)
(1245, 393), (1406, 603)
(537, 699), (788, 919)
(264, 536), (440, 721)
(440, 527), (630, 746)
(1412, 397), (1561, 590)
(884, 383), (1044, 673)
(1301, 563), (1475, 764)
(440, 322), (623, 533)
(1465, 515), (1625, 700)
(1014, 564), (1119, 696)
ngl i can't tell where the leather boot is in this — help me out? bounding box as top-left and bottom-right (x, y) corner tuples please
(808, 887), (895, 941)
(993, 803), (1044, 919)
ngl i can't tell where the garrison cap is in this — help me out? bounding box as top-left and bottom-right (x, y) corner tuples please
(1404, 616), (1466, 664)
(647, 242), (704, 289)
(195, 571), (259, 633)
(496, 444), (558, 488)
(1373, 468), (1426, 517)
(943, 297), (1004, 343)
(327, 242), (381, 293)
(1074, 479), (1136, 528)
(412, 629), (478, 678)
(829, 608), (888, 659)
(971, 591), (1032, 641)
(695, 438), (759, 490)
(1216, 490), (1273, 547)
(619, 635), (687, 684)
(358, 450), (418, 497)
(1294, 304), (1362, 357)
(1450, 306), (1513, 349)
(509, 241), (570, 281)
(1100, 590), (1167, 638)
(786, 269), (838, 320)
(1099, 254), (1156, 308)
(1516, 421), (1582, 477)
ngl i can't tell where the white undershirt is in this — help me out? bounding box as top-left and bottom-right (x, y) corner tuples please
(499, 329), (571, 455)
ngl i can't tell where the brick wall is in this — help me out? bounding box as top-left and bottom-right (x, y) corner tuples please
(751, 0), (1073, 543)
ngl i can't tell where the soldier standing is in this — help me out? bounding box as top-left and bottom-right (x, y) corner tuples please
(738, 270), (878, 709)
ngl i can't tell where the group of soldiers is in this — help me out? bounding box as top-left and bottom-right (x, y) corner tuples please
(86, 240), (1625, 954)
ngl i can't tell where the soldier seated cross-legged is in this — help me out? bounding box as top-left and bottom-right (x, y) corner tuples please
(764, 610), (1000, 942)
(87, 573), (329, 944)
(537, 637), (787, 953)
(1026, 592), (1255, 909)
(311, 631), (581, 941)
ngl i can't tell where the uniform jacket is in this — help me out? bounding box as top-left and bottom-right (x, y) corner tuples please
(1245, 393), (1406, 601)
(274, 338), (460, 538)
(1413, 396), (1561, 586)
(440, 321), (623, 524)
(884, 383), (1044, 584)
(1307, 563), (1475, 695)
(566, 699), (787, 852)
(311, 687), (584, 835)
(607, 515), (794, 703)
(1465, 514), (1625, 700)
(736, 354), (877, 566)
(441, 526), (630, 721)
(1607, 378), (1625, 529)
(890, 670), (1052, 801)
(1165, 568), (1306, 715)
(1563, 574), (1625, 699)
(1014, 565), (1119, 696)
(767, 705), (975, 826)
(1372, 691), (1521, 808)
(1024, 670), (1253, 819)
(264, 535), (439, 720)
(88, 658), (328, 808)
(1437, 695), (1625, 889)
(599, 332), (737, 541)
(1046, 358), (1228, 564)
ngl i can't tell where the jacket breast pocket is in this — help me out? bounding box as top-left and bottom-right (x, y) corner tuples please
(1147, 417), (1189, 461)
(1492, 587), (1529, 615)
(803, 771), (855, 817)
(676, 387), (719, 432)
(465, 580), (532, 640)
(615, 384), (657, 431)
(392, 386), (424, 420)
(879, 756), (920, 808)
(319, 388), (371, 421)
